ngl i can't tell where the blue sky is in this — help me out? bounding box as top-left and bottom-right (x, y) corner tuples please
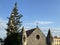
(0, 0), (60, 38)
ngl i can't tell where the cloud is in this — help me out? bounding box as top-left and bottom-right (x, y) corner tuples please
(34, 21), (53, 25)
(40, 27), (60, 37)
(23, 20), (54, 31)
(24, 20), (53, 26)
(0, 19), (7, 27)
(23, 20), (54, 29)
(0, 19), (7, 39)
(0, 19), (60, 38)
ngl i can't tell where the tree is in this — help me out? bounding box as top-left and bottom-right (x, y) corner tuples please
(4, 3), (22, 45)
(4, 33), (22, 45)
(6, 2), (23, 35)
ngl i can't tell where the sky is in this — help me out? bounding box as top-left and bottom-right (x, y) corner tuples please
(0, 0), (60, 38)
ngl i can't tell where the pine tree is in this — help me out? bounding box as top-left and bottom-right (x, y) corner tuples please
(4, 3), (23, 45)
(6, 3), (23, 35)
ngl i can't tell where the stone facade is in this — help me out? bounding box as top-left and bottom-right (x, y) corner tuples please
(21, 26), (47, 45)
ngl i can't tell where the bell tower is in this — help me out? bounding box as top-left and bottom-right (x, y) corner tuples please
(22, 27), (27, 45)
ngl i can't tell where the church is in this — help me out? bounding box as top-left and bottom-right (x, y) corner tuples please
(4, 3), (53, 45)
(20, 26), (53, 45)
(21, 26), (47, 45)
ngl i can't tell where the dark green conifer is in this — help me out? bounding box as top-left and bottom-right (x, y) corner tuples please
(4, 3), (23, 45)
(6, 2), (22, 35)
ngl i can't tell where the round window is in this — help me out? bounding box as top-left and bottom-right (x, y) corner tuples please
(36, 35), (40, 40)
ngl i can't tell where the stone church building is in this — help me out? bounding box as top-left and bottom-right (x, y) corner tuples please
(20, 26), (53, 45)
(21, 26), (47, 45)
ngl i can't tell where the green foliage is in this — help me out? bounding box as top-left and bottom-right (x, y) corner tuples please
(4, 33), (21, 45)
(4, 3), (23, 45)
(6, 3), (23, 35)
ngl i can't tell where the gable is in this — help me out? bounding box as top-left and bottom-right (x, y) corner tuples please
(27, 28), (47, 45)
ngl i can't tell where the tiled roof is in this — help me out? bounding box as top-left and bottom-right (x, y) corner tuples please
(20, 28), (36, 37)
(26, 28), (36, 37)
